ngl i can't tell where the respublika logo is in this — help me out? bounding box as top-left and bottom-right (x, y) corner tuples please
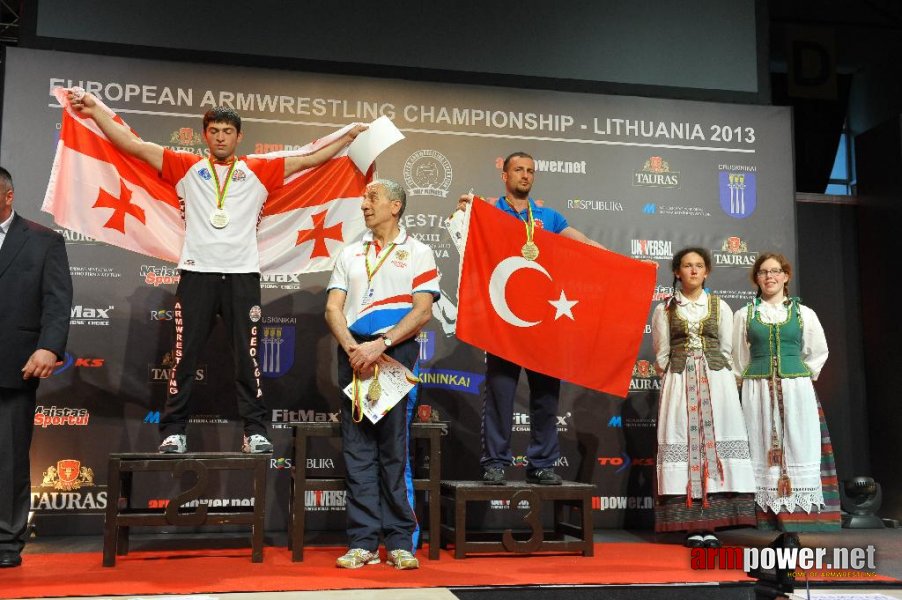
(567, 198), (624, 212)
(719, 167), (757, 219)
(633, 156), (680, 188)
(403, 149), (452, 197)
(261, 317), (296, 378)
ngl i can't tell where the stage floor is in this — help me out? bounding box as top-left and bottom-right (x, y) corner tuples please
(4, 529), (901, 600)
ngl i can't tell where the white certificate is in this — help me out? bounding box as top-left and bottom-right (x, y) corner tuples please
(347, 116), (405, 173)
(342, 357), (418, 424)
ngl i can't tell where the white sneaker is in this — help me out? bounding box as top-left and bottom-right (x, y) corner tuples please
(336, 548), (380, 569)
(386, 549), (419, 570)
(242, 434), (273, 454)
(158, 434), (186, 454)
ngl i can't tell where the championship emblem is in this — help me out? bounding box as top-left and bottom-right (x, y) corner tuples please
(403, 149), (453, 197)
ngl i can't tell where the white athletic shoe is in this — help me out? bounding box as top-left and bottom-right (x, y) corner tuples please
(158, 434), (187, 454)
(242, 434), (273, 454)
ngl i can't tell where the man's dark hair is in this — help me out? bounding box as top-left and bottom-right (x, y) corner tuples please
(502, 152), (534, 171)
(203, 107), (242, 133)
(0, 166), (13, 192)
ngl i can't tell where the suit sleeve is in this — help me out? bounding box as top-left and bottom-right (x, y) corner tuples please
(37, 234), (73, 360)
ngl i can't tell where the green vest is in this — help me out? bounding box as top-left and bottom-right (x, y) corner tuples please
(742, 298), (812, 379)
(667, 294), (729, 373)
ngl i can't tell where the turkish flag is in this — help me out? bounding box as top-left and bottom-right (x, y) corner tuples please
(456, 200), (655, 397)
(42, 87), (368, 275)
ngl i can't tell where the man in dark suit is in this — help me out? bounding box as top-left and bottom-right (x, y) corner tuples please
(0, 166), (72, 568)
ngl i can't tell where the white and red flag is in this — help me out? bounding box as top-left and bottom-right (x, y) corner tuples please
(455, 199), (656, 397)
(42, 87), (370, 275)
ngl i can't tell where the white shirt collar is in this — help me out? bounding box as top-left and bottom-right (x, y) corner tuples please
(0, 210), (14, 234)
(363, 225), (408, 246)
(675, 289), (708, 306)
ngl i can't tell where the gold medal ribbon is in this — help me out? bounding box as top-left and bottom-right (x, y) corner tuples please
(364, 241), (397, 285)
(208, 158), (238, 211)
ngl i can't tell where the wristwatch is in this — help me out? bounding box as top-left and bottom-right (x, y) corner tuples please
(379, 333), (393, 347)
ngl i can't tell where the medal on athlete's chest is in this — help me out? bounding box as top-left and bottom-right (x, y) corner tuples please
(207, 158), (237, 229)
(210, 208), (230, 229)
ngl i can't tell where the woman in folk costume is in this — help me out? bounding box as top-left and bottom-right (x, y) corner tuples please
(653, 248), (756, 548)
(733, 253), (840, 535)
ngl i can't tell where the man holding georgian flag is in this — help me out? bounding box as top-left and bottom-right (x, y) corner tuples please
(52, 88), (367, 454)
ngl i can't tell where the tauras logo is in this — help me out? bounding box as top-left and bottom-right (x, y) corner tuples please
(55, 229), (97, 245)
(31, 490), (108, 511)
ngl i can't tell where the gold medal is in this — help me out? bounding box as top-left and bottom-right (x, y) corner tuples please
(366, 375), (382, 404)
(521, 241), (539, 261)
(210, 208), (230, 229)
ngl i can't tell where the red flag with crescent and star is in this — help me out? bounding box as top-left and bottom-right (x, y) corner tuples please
(455, 199), (655, 397)
(41, 87), (368, 275)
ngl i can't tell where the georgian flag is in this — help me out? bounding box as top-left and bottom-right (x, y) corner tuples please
(42, 87), (369, 275)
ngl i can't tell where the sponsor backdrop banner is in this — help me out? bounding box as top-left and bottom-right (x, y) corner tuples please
(1, 47), (794, 533)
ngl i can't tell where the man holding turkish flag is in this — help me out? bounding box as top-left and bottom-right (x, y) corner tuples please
(456, 152), (655, 485)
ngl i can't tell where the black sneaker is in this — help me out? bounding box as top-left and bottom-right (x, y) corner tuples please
(482, 466), (505, 485)
(526, 468), (562, 485)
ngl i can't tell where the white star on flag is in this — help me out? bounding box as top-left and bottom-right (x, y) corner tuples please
(548, 290), (578, 320)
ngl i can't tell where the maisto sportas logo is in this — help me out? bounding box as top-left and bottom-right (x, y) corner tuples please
(34, 406), (90, 427)
(713, 236), (758, 267)
(403, 149), (452, 197)
(633, 156), (680, 188)
(141, 264), (180, 287)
